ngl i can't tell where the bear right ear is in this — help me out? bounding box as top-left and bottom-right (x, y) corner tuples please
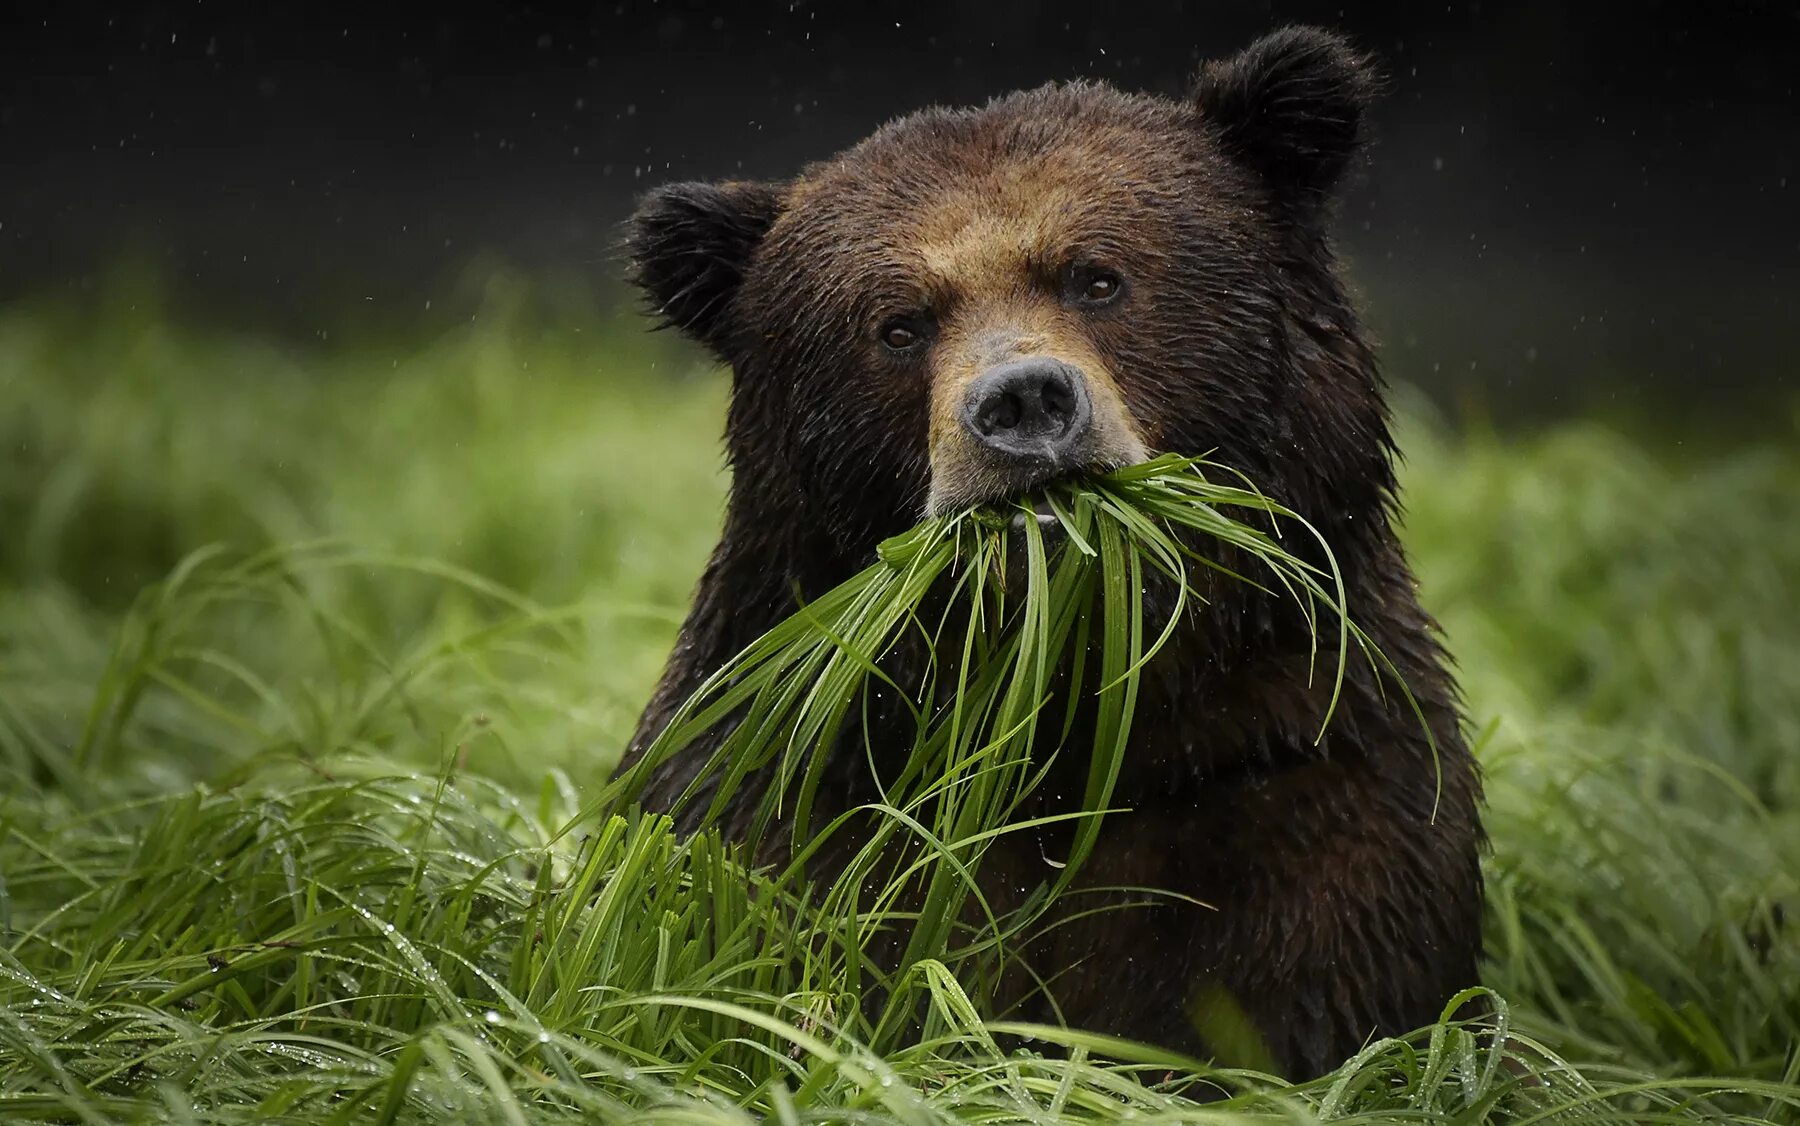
(627, 180), (784, 354)
(1192, 27), (1380, 207)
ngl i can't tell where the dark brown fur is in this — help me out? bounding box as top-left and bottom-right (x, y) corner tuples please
(616, 27), (1483, 1080)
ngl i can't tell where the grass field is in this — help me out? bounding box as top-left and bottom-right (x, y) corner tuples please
(1, 279), (1797, 1122)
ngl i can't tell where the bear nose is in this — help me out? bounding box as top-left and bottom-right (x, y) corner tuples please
(960, 358), (1093, 464)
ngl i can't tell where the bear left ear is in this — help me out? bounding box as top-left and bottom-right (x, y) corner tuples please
(1192, 26), (1380, 206)
(627, 179), (784, 354)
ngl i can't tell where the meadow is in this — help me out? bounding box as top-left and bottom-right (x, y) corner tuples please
(1, 277), (1796, 1122)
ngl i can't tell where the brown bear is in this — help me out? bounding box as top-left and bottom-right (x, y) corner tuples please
(617, 27), (1483, 1080)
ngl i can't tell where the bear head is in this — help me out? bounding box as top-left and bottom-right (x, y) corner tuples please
(628, 26), (1393, 593)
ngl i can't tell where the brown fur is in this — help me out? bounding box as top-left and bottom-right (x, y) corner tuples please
(617, 27), (1484, 1080)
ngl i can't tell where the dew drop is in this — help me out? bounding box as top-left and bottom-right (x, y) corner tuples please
(484, 1009), (502, 1024)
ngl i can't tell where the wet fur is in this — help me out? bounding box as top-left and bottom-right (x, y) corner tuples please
(618, 27), (1484, 1079)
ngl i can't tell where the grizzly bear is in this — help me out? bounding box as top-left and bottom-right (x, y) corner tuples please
(617, 27), (1484, 1080)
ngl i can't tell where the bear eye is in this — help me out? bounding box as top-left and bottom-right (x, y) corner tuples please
(879, 319), (926, 352)
(1076, 268), (1124, 305)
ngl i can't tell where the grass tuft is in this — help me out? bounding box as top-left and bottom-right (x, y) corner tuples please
(1, 296), (1796, 1121)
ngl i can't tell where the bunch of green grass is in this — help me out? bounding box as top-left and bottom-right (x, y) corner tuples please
(617, 454), (1382, 1057)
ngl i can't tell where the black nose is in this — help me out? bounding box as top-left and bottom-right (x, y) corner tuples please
(960, 358), (1093, 463)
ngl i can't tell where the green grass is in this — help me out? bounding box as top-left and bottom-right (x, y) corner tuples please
(1, 280), (1797, 1122)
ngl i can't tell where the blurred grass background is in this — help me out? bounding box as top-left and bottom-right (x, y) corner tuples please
(1, 270), (1797, 1120)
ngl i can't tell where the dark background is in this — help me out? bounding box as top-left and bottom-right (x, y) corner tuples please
(5, 1), (1797, 413)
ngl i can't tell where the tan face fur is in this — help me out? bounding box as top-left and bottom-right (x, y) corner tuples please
(915, 195), (1151, 513)
(841, 163), (1153, 515)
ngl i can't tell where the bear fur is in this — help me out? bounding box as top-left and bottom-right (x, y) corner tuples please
(617, 26), (1484, 1080)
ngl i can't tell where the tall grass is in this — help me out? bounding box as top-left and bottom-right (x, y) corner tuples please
(1, 291), (1796, 1121)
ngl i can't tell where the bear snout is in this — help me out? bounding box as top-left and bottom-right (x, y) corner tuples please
(927, 353), (1150, 517)
(960, 358), (1093, 465)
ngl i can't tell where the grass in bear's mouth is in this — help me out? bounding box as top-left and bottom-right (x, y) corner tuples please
(2, 302), (1797, 1123)
(611, 453), (1416, 1063)
(617, 452), (1377, 846)
(624, 455), (1370, 787)
(612, 453), (1346, 1028)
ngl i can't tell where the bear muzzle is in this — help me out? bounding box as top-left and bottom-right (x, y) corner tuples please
(961, 358), (1092, 464)
(926, 355), (1149, 517)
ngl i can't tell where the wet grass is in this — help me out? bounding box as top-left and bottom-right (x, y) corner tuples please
(1, 286), (1796, 1122)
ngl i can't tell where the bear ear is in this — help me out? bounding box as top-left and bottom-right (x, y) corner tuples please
(1192, 27), (1381, 206)
(627, 179), (784, 353)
